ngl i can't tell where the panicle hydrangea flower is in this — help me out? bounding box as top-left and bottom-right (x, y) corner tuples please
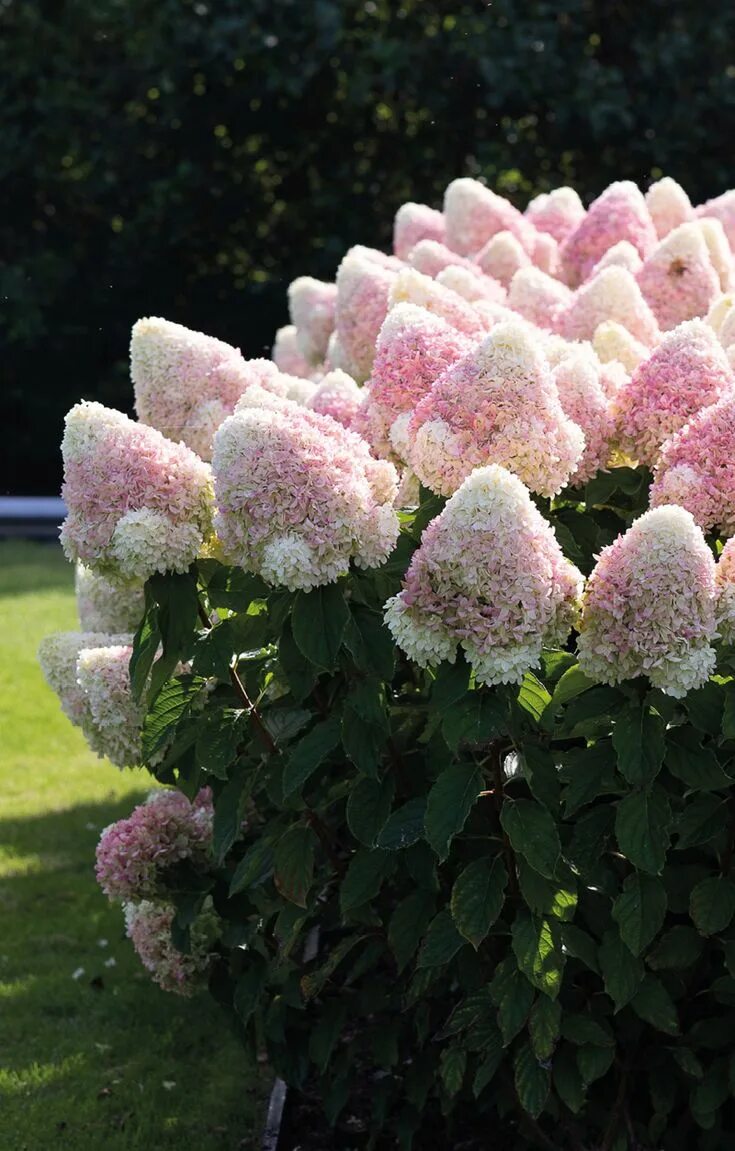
(272, 325), (315, 378)
(531, 231), (561, 276)
(75, 564), (145, 633)
(38, 630), (124, 727)
(715, 538), (735, 645)
(384, 464), (583, 684)
(612, 319), (735, 466)
(389, 267), (487, 339)
(212, 390), (399, 590)
(406, 320), (584, 497)
(577, 505), (717, 697)
(525, 187), (586, 244)
(552, 349), (615, 483)
(636, 223), (722, 331)
(593, 320), (648, 372)
(393, 201), (446, 260)
(435, 264), (507, 304)
(306, 369), (364, 429)
(287, 277), (337, 365)
(406, 239), (479, 279)
(475, 230), (531, 287)
(696, 190), (735, 248)
(560, 266), (660, 345)
(444, 178), (535, 256)
(60, 401), (213, 582)
(719, 305), (735, 353)
(334, 247), (399, 382)
(706, 293), (735, 338)
(650, 392), (735, 536)
(645, 177), (693, 238)
(123, 900), (213, 996)
(76, 644), (144, 766)
(354, 303), (472, 457)
(507, 267), (573, 331)
(560, 181), (657, 286)
(588, 240), (643, 278)
(697, 218), (733, 291)
(96, 788), (214, 902)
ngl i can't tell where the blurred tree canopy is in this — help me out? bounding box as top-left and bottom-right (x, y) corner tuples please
(3, 0), (735, 493)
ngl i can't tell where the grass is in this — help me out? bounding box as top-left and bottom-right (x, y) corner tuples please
(0, 541), (265, 1150)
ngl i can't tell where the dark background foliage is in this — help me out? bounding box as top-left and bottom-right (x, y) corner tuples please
(3, 0), (735, 494)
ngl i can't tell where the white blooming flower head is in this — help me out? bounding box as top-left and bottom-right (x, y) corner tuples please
(697, 218), (732, 291)
(530, 230), (561, 276)
(271, 324), (315, 378)
(593, 321), (648, 372)
(716, 538), (735, 645)
(306, 369), (364, 429)
(645, 177), (693, 239)
(393, 201), (446, 260)
(588, 240), (643, 278)
(334, 247), (400, 382)
(443, 177), (535, 257)
(696, 190), (735, 250)
(525, 186), (586, 244)
(475, 230), (531, 287)
(75, 564), (145, 633)
(637, 222), (722, 332)
(561, 266), (660, 345)
(77, 644), (144, 767)
(110, 509), (204, 582)
(38, 630), (122, 727)
(388, 267), (487, 339)
(435, 264), (506, 304)
(507, 267), (573, 332)
(706, 293), (735, 339)
(287, 276), (337, 364)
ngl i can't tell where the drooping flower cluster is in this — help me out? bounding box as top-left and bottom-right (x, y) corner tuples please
(212, 390), (399, 590)
(96, 788), (214, 903)
(385, 465), (583, 684)
(60, 401), (214, 583)
(577, 506), (718, 696)
(123, 900), (214, 996)
(650, 393), (735, 536)
(716, 539), (735, 645)
(75, 564), (145, 633)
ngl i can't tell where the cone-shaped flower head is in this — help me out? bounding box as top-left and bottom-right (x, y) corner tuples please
(60, 401), (213, 582)
(407, 239), (478, 279)
(306, 369), (364, 429)
(697, 190), (735, 248)
(287, 277), (337, 365)
(560, 266), (660, 345)
(393, 201), (446, 260)
(561, 181), (657, 286)
(384, 465), (583, 684)
(525, 187), (586, 244)
(38, 630), (125, 727)
(706, 293), (735, 339)
(123, 900), (213, 996)
(96, 788), (213, 903)
(531, 231), (561, 276)
(475, 230), (531, 287)
(507, 267), (573, 331)
(593, 321), (648, 372)
(552, 350), (615, 483)
(435, 264), (507, 304)
(637, 223), (722, 331)
(716, 538), (735, 645)
(646, 177), (693, 238)
(650, 392), (735, 536)
(577, 505), (717, 697)
(75, 565), (144, 633)
(212, 391), (399, 590)
(272, 325), (315, 378)
(389, 267), (487, 339)
(612, 319), (735, 466)
(588, 240), (643, 278)
(354, 303), (472, 457)
(719, 305), (735, 354)
(334, 247), (399, 382)
(406, 320), (585, 498)
(697, 218), (732, 291)
(444, 177), (534, 256)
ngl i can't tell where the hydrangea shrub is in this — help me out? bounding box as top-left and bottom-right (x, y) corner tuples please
(39, 171), (735, 1149)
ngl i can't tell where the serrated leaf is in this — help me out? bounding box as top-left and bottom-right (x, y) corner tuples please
(631, 974), (679, 1034)
(377, 797), (427, 851)
(517, 857), (577, 922)
(613, 702), (665, 786)
(308, 1000), (346, 1073)
(388, 891), (435, 974)
(550, 664), (595, 709)
(517, 672), (552, 725)
(441, 691), (505, 752)
(501, 798), (561, 879)
(192, 619), (236, 680)
(690, 876), (735, 935)
(431, 659), (471, 712)
(141, 675), (206, 762)
(521, 743), (560, 811)
(261, 706), (312, 745)
(647, 925), (703, 971)
(722, 682), (735, 740)
(347, 775), (395, 847)
(566, 806), (614, 875)
(577, 1043), (615, 1086)
(473, 1035), (504, 1098)
(344, 605), (395, 681)
(512, 910), (565, 999)
(553, 1047), (585, 1114)
(497, 971), (535, 1046)
(451, 856), (507, 949)
(615, 786), (672, 875)
(561, 1014), (613, 1047)
(529, 996), (561, 1060)
(670, 1047), (704, 1079)
(686, 680), (724, 736)
(274, 825), (316, 908)
(278, 622), (317, 702)
(560, 924), (600, 973)
(301, 934), (366, 1000)
(340, 848), (392, 914)
(283, 713), (342, 796)
(416, 910), (465, 968)
(129, 593), (160, 701)
(195, 708), (244, 778)
(233, 957), (266, 1025)
(213, 763), (251, 863)
(229, 838), (274, 895)
(560, 740), (619, 817)
(436, 988), (495, 1040)
(675, 793), (728, 850)
(598, 929), (644, 1010)
(439, 1048), (466, 1097)
(612, 872), (667, 956)
(514, 1042), (550, 1118)
(341, 710), (384, 777)
(424, 762), (482, 861)
(204, 566), (268, 611)
(291, 584), (349, 672)
(665, 730), (731, 791)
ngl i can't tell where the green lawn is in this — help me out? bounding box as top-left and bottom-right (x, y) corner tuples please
(0, 542), (264, 1150)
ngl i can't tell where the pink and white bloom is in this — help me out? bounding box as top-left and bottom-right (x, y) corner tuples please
(384, 465), (583, 684)
(552, 349), (615, 483)
(637, 223), (722, 331)
(334, 247), (400, 382)
(75, 565), (144, 634)
(123, 900), (213, 996)
(588, 240), (643, 278)
(578, 505), (717, 697)
(561, 182), (657, 287)
(475, 231), (531, 288)
(593, 321), (648, 373)
(272, 325), (315, 378)
(287, 277), (337, 365)
(716, 539), (735, 645)
(393, 202), (446, 260)
(560, 266), (660, 345)
(645, 177), (693, 239)
(435, 264), (507, 304)
(306, 369), (364, 429)
(406, 239), (478, 279)
(697, 190), (735, 249)
(444, 178), (535, 256)
(525, 187), (586, 245)
(389, 267), (487, 339)
(507, 267), (573, 332)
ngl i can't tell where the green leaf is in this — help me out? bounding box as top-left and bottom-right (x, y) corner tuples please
(685, 680), (725, 736)
(553, 1047), (585, 1114)
(598, 929), (644, 1010)
(473, 1035), (504, 1098)
(514, 1042), (550, 1118)
(565, 806), (614, 876)
(388, 891), (435, 973)
(424, 762), (483, 861)
(431, 659), (471, 712)
(291, 583), (349, 672)
(512, 910), (565, 999)
(559, 740), (619, 817)
(273, 825), (316, 908)
(497, 971), (535, 1046)
(347, 775), (395, 847)
(613, 702), (665, 786)
(517, 672), (552, 725)
(521, 743), (560, 811)
(300, 934), (366, 1000)
(561, 1014), (613, 1047)
(308, 1000), (346, 1073)
(192, 619), (236, 680)
(377, 797), (427, 850)
(341, 709), (384, 777)
(233, 957), (266, 1025)
(451, 857), (507, 949)
(577, 1044), (615, 1086)
(631, 974), (680, 1034)
(204, 566), (268, 612)
(690, 876), (735, 935)
(665, 730), (731, 791)
(283, 713), (342, 796)
(149, 569), (199, 663)
(229, 838), (274, 895)
(416, 910), (465, 968)
(670, 1047), (704, 1079)
(612, 873), (667, 956)
(560, 924), (600, 974)
(647, 925), (703, 971)
(436, 988), (495, 1040)
(517, 858), (577, 922)
(439, 1048), (466, 1097)
(440, 691), (505, 751)
(129, 590), (160, 701)
(141, 675), (205, 762)
(549, 664), (595, 710)
(345, 605), (395, 681)
(261, 706), (312, 745)
(675, 793), (728, 850)
(615, 786), (672, 875)
(722, 682), (735, 740)
(195, 708), (244, 778)
(501, 799), (561, 879)
(213, 764), (251, 863)
(340, 848), (393, 914)
(529, 995), (561, 1060)
(278, 622), (317, 702)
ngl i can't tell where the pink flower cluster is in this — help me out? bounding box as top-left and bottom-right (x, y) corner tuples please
(385, 465), (583, 684)
(578, 506), (717, 697)
(287, 276), (337, 366)
(332, 246), (402, 381)
(716, 539), (735, 644)
(75, 565), (144, 633)
(123, 900), (213, 996)
(212, 390), (399, 590)
(560, 182), (657, 286)
(60, 401), (214, 582)
(96, 788), (214, 903)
